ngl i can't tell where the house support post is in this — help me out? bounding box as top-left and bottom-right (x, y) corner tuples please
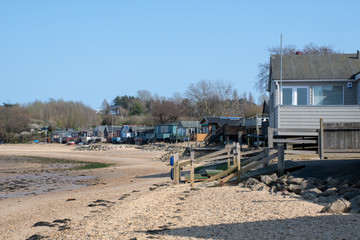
(319, 118), (325, 160)
(190, 151), (195, 189)
(277, 144), (285, 176)
(256, 114), (260, 149)
(268, 127), (273, 148)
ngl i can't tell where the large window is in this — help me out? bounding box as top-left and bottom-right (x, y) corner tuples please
(313, 86), (343, 105)
(282, 87), (308, 105)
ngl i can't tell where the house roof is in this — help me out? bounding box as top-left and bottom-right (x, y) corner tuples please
(106, 125), (122, 132)
(94, 125), (106, 132)
(201, 117), (244, 126)
(179, 121), (201, 128)
(156, 121), (181, 126)
(270, 53), (360, 81)
(131, 126), (154, 132)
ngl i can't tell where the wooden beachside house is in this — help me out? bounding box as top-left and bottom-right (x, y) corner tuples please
(199, 117), (245, 145)
(171, 121), (201, 142)
(268, 52), (360, 136)
(132, 126), (155, 145)
(155, 121), (180, 142)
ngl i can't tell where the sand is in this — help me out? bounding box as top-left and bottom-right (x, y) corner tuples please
(0, 144), (359, 240)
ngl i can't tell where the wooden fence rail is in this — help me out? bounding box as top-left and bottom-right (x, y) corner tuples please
(171, 143), (285, 188)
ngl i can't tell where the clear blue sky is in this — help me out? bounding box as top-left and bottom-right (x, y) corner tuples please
(1, 0), (359, 109)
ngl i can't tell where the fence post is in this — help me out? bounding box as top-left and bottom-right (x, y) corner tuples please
(238, 131), (243, 151)
(226, 145), (231, 169)
(319, 118), (324, 160)
(277, 144), (285, 176)
(236, 142), (241, 183)
(174, 153), (179, 184)
(190, 151), (195, 189)
(268, 127), (273, 148)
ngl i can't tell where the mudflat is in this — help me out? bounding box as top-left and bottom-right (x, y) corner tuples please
(0, 143), (169, 239)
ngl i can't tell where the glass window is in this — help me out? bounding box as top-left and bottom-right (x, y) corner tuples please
(297, 88), (308, 105)
(283, 88), (293, 105)
(282, 87), (308, 105)
(313, 86), (343, 105)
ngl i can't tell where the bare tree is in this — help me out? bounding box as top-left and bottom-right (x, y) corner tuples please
(186, 80), (240, 117)
(255, 43), (341, 93)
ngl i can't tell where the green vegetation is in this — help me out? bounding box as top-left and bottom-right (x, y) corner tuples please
(23, 156), (113, 170)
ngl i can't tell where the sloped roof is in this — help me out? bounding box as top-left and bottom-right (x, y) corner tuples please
(179, 121), (201, 128)
(130, 126), (154, 132)
(156, 121), (181, 126)
(201, 116), (244, 126)
(270, 53), (360, 81)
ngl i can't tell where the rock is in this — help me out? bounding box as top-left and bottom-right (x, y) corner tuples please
(315, 196), (340, 204)
(244, 178), (260, 188)
(327, 178), (341, 186)
(251, 182), (266, 191)
(350, 195), (360, 210)
(354, 180), (360, 188)
(324, 176), (333, 184)
(299, 180), (316, 190)
(320, 198), (351, 214)
(270, 186), (277, 194)
(287, 177), (304, 185)
(317, 185), (327, 192)
(337, 184), (350, 195)
(260, 175), (274, 185)
(287, 184), (302, 194)
(302, 188), (322, 198)
(344, 189), (360, 200)
(307, 177), (323, 187)
(256, 185), (270, 192)
(322, 187), (338, 196)
(302, 192), (317, 200)
(276, 183), (286, 191)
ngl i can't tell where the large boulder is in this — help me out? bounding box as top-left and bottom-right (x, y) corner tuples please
(260, 175), (275, 185)
(337, 184), (350, 195)
(301, 188), (322, 200)
(322, 187), (338, 196)
(315, 196), (340, 204)
(287, 177), (304, 185)
(320, 198), (351, 214)
(344, 189), (360, 200)
(287, 184), (302, 194)
(350, 195), (360, 210)
(244, 178), (260, 188)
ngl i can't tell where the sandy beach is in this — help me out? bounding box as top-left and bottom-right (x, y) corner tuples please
(0, 144), (359, 240)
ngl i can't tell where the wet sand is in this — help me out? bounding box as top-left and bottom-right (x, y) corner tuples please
(0, 143), (169, 239)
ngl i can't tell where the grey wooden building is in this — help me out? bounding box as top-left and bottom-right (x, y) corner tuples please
(268, 52), (360, 136)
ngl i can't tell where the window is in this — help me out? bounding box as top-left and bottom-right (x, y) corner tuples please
(358, 83), (360, 104)
(282, 87), (308, 105)
(313, 86), (343, 105)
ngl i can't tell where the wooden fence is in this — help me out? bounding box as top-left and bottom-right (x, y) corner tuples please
(268, 119), (360, 159)
(171, 143), (284, 188)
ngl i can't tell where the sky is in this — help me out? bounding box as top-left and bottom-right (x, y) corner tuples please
(1, 0), (360, 109)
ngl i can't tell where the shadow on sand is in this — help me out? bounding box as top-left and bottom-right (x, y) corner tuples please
(137, 214), (360, 239)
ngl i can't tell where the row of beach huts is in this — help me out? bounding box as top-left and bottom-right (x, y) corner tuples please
(51, 115), (269, 146)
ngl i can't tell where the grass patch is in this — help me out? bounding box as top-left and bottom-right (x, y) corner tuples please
(73, 162), (113, 170)
(21, 156), (113, 170)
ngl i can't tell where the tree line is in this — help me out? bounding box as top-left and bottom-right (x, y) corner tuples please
(100, 80), (262, 126)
